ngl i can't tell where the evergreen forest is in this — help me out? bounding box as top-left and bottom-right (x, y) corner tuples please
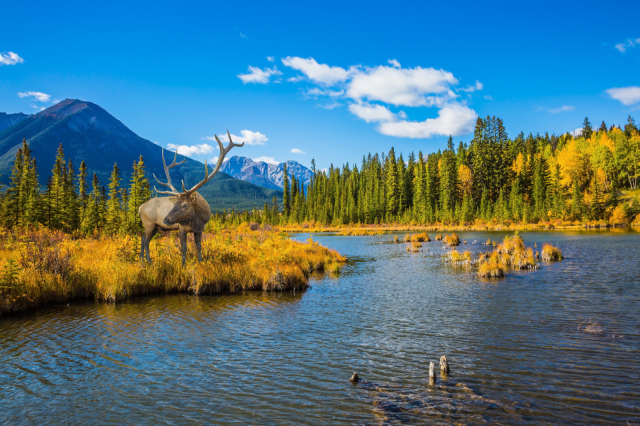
(2, 115), (640, 233)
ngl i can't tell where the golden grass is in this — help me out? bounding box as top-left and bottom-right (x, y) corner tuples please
(279, 218), (621, 234)
(541, 243), (563, 260)
(448, 250), (472, 263)
(442, 234), (559, 278)
(0, 227), (346, 315)
(410, 232), (430, 242)
(407, 241), (422, 252)
(443, 233), (461, 246)
(435, 233), (443, 241)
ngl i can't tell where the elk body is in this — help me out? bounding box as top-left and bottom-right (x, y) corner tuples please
(138, 131), (244, 265)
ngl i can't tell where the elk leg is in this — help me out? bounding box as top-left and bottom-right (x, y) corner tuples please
(139, 235), (146, 261)
(179, 230), (188, 265)
(145, 227), (159, 263)
(194, 232), (203, 262)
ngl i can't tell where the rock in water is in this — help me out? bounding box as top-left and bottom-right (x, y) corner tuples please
(349, 372), (359, 383)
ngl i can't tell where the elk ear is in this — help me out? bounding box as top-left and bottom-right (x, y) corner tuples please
(190, 194), (197, 203)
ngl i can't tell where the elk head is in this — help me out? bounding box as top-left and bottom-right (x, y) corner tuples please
(154, 130), (244, 228)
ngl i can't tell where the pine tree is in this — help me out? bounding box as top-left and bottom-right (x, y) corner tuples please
(582, 117), (593, 140)
(49, 143), (66, 229)
(599, 120), (608, 133)
(126, 156), (151, 234)
(624, 115), (637, 138)
(78, 161), (89, 226)
(106, 163), (122, 234)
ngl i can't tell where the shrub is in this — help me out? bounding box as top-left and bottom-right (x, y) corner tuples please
(443, 233), (460, 246)
(610, 205), (628, 225)
(541, 243), (562, 260)
(435, 233), (443, 241)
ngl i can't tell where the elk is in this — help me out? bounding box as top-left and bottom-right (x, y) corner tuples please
(138, 131), (244, 265)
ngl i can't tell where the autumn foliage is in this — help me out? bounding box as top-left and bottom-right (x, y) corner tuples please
(0, 226), (345, 315)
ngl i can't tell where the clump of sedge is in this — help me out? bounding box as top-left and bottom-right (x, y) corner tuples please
(541, 243), (562, 260)
(443, 233), (461, 246)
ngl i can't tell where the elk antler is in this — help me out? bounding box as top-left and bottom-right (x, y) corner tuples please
(153, 148), (186, 196)
(182, 130), (244, 196)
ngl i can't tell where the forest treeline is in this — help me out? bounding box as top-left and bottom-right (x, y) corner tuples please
(257, 116), (640, 227)
(1, 116), (640, 233)
(0, 140), (151, 234)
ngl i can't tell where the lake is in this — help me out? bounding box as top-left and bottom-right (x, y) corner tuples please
(1, 230), (639, 424)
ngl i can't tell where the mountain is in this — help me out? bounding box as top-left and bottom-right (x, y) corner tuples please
(0, 112), (30, 132)
(0, 99), (282, 211)
(221, 156), (313, 190)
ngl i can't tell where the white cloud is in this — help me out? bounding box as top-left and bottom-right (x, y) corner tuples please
(484, 95), (494, 100)
(18, 91), (50, 102)
(346, 65), (458, 107)
(291, 148), (306, 154)
(459, 80), (483, 93)
(377, 103), (477, 139)
(276, 57), (480, 139)
(267, 56), (274, 62)
(282, 56), (351, 85)
(210, 156), (230, 164)
(348, 103), (397, 123)
(237, 66), (282, 84)
(253, 156), (279, 165)
(166, 143), (215, 157)
(240, 32), (248, 40)
(306, 88), (344, 98)
(0, 52), (23, 66)
(605, 86), (640, 106)
(317, 102), (342, 109)
(614, 38), (640, 53)
(571, 128), (583, 137)
(547, 105), (575, 113)
(205, 129), (268, 146)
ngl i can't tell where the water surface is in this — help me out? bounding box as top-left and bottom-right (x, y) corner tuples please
(1, 230), (639, 424)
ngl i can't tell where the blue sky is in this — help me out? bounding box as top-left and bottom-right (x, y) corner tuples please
(2, 0), (640, 170)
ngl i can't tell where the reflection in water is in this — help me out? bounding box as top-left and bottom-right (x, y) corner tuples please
(1, 230), (639, 424)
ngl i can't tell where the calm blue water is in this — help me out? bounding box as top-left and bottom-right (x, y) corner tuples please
(1, 230), (639, 425)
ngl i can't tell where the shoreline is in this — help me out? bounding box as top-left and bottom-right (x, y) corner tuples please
(279, 223), (639, 234)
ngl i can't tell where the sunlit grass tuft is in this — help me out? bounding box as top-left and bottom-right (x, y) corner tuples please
(443, 233), (461, 246)
(541, 243), (563, 260)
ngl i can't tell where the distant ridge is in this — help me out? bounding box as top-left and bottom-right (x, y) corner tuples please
(0, 112), (30, 132)
(0, 99), (282, 211)
(221, 156), (313, 190)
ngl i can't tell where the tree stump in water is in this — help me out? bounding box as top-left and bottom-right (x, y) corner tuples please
(440, 355), (449, 373)
(349, 372), (359, 383)
(429, 361), (436, 385)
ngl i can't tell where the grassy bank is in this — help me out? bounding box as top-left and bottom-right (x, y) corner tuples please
(0, 225), (345, 315)
(279, 218), (640, 234)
